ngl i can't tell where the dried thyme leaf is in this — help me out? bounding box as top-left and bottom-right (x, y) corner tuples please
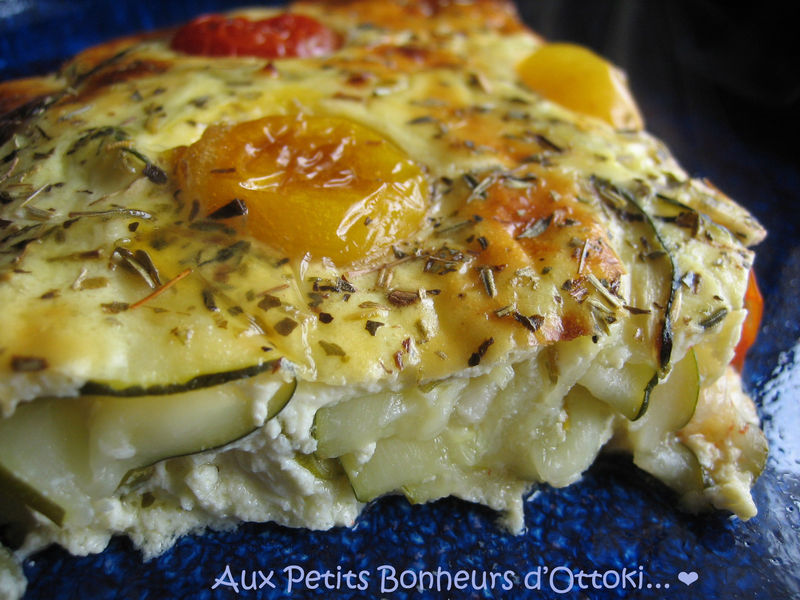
(312, 277), (356, 294)
(199, 240), (250, 265)
(681, 272), (701, 293)
(11, 356), (49, 372)
(468, 337), (494, 367)
(590, 302), (615, 335)
(25, 205), (53, 221)
(258, 295), (281, 311)
(675, 211), (700, 235)
(143, 163), (167, 185)
(502, 174), (537, 189)
(513, 311), (544, 333)
(365, 320), (384, 336)
(208, 198), (248, 219)
(101, 301), (130, 314)
(387, 289), (419, 306)
(66, 126), (128, 155)
(623, 305), (651, 315)
(202, 289), (219, 312)
(463, 173), (479, 190)
(69, 208), (153, 220)
(274, 318), (298, 336)
(534, 133), (564, 153)
(114, 247), (161, 288)
(79, 277), (108, 290)
(40, 289), (60, 299)
(586, 273), (622, 308)
(494, 305), (514, 318)
(465, 173), (496, 202)
(516, 215), (552, 239)
(47, 248), (103, 262)
(699, 307), (728, 329)
(358, 301), (388, 310)
(307, 292), (325, 308)
(544, 346), (560, 383)
(478, 266), (497, 298)
(319, 340), (346, 357)
(407, 115), (437, 125)
(376, 267), (393, 289)
(134, 249), (162, 286)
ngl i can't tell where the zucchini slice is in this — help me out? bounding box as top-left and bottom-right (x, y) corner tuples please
(629, 349), (700, 450)
(340, 437), (452, 503)
(628, 349), (704, 500)
(592, 177), (678, 371)
(80, 359), (284, 397)
(338, 386), (616, 502)
(0, 375), (295, 527)
(527, 386), (615, 487)
(313, 380), (464, 459)
(340, 426), (480, 504)
(578, 360), (657, 421)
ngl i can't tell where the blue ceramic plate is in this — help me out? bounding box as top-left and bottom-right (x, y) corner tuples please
(2, 2), (799, 598)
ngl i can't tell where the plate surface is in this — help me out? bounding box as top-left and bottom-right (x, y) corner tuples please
(2, 1), (799, 598)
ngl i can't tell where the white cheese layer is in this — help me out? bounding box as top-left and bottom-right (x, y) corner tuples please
(9, 330), (765, 567)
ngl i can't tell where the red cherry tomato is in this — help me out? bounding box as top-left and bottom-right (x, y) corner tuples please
(170, 13), (340, 59)
(732, 269), (763, 371)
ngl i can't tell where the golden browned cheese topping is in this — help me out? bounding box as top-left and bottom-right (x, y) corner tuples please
(0, 0), (764, 408)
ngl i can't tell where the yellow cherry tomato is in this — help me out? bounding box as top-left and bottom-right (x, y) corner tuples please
(177, 114), (428, 265)
(518, 42), (644, 130)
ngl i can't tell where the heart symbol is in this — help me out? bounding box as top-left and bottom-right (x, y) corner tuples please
(678, 571), (699, 586)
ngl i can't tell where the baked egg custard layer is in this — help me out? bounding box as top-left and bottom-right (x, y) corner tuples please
(0, 0), (766, 588)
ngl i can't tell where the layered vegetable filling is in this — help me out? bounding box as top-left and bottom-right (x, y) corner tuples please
(0, 329), (766, 558)
(0, 374), (296, 529)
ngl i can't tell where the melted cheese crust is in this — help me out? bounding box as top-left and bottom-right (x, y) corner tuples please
(0, 0), (763, 409)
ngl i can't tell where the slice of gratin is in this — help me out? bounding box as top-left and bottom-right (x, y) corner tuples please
(0, 0), (766, 591)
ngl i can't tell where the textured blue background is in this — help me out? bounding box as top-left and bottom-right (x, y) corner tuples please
(2, 1), (799, 598)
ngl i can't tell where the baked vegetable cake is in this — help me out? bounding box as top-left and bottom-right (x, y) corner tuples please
(0, 0), (767, 596)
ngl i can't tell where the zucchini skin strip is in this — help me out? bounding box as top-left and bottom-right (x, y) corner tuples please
(592, 176), (678, 372)
(80, 358), (283, 397)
